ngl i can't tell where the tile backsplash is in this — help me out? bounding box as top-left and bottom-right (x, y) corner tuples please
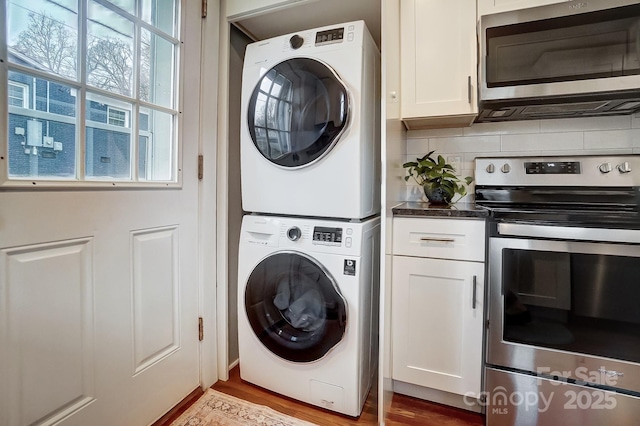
(403, 114), (640, 203)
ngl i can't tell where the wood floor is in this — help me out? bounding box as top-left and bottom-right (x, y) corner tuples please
(154, 366), (485, 425)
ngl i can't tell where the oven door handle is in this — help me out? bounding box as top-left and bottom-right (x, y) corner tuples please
(497, 222), (640, 243)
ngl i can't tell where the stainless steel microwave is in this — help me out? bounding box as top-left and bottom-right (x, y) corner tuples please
(478, 0), (640, 122)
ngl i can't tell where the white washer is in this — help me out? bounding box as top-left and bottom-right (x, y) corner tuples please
(237, 214), (380, 416)
(240, 21), (380, 220)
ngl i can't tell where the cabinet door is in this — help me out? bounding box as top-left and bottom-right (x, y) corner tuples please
(391, 256), (484, 397)
(478, 0), (565, 16)
(400, 0), (477, 127)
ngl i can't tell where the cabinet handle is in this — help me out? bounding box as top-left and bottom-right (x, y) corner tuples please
(468, 75), (472, 104)
(472, 275), (477, 310)
(420, 237), (455, 243)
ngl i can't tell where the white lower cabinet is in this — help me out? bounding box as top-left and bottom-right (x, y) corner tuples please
(391, 218), (485, 399)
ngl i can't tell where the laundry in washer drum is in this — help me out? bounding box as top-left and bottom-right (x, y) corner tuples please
(273, 274), (326, 332)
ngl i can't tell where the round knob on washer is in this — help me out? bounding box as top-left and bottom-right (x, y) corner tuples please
(500, 163), (511, 173)
(617, 162), (632, 173)
(598, 162), (612, 173)
(486, 163), (495, 174)
(287, 226), (302, 241)
(290, 35), (304, 49)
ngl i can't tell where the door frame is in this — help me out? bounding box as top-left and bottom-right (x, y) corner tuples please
(199, 0), (222, 388)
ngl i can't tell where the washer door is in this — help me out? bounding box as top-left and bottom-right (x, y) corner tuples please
(244, 251), (347, 362)
(247, 58), (349, 168)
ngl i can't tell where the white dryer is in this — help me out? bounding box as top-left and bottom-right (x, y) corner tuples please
(237, 214), (380, 416)
(240, 21), (380, 220)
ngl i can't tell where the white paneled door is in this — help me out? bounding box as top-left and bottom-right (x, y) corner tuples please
(0, 2), (203, 426)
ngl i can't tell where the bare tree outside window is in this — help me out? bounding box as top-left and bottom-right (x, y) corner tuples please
(14, 12), (76, 79)
(13, 10), (148, 97)
(87, 37), (133, 96)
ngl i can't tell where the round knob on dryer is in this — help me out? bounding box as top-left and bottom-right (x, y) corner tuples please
(500, 163), (511, 173)
(617, 162), (632, 174)
(598, 162), (612, 173)
(486, 163), (495, 174)
(287, 226), (302, 241)
(290, 34), (304, 49)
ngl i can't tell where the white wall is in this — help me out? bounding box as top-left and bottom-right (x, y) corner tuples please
(403, 114), (640, 202)
(226, 25), (253, 367)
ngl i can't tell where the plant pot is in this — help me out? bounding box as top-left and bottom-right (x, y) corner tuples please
(423, 185), (452, 205)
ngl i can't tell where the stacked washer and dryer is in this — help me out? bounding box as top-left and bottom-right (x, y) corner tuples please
(237, 21), (381, 417)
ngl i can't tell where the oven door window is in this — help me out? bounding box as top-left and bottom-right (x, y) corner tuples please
(502, 248), (640, 363)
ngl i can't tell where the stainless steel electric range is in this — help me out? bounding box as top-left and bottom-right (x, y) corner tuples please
(475, 155), (640, 426)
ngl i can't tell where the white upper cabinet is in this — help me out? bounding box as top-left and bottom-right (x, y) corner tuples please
(477, 0), (566, 16)
(226, 0), (308, 21)
(400, 0), (478, 130)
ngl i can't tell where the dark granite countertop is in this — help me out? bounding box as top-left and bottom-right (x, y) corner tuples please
(392, 201), (490, 218)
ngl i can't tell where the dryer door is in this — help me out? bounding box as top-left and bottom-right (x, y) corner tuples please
(244, 251), (347, 362)
(247, 58), (349, 168)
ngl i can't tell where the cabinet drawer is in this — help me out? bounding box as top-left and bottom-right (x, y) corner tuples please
(393, 217), (485, 261)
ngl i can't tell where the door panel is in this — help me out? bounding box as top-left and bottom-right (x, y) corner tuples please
(2, 239), (95, 426)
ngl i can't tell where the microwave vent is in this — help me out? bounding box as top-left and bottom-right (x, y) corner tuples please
(615, 101), (640, 110)
(522, 101), (610, 115)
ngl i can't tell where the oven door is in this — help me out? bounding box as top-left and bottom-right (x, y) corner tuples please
(487, 222), (640, 393)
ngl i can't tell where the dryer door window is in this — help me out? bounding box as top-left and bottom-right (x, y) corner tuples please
(247, 58), (349, 168)
(244, 251), (347, 362)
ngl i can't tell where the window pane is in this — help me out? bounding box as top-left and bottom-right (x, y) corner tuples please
(7, 0), (78, 80)
(140, 29), (175, 108)
(139, 107), (173, 181)
(142, 0), (176, 36)
(87, 0), (134, 97)
(8, 71), (77, 179)
(85, 93), (132, 179)
(104, 0), (136, 15)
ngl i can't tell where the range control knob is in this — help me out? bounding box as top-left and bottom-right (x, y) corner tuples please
(289, 34), (304, 49)
(500, 163), (511, 173)
(598, 162), (612, 173)
(287, 226), (302, 241)
(486, 163), (495, 174)
(617, 162), (632, 173)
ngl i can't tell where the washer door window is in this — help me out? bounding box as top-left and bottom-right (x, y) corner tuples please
(247, 58), (349, 168)
(245, 252), (347, 362)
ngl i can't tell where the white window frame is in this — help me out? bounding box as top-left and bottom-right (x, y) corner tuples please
(8, 81), (29, 108)
(107, 106), (129, 128)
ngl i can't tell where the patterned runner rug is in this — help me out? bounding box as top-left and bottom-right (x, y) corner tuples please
(170, 388), (318, 426)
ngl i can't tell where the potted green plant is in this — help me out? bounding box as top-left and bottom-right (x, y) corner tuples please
(402, 151), (473, 205)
